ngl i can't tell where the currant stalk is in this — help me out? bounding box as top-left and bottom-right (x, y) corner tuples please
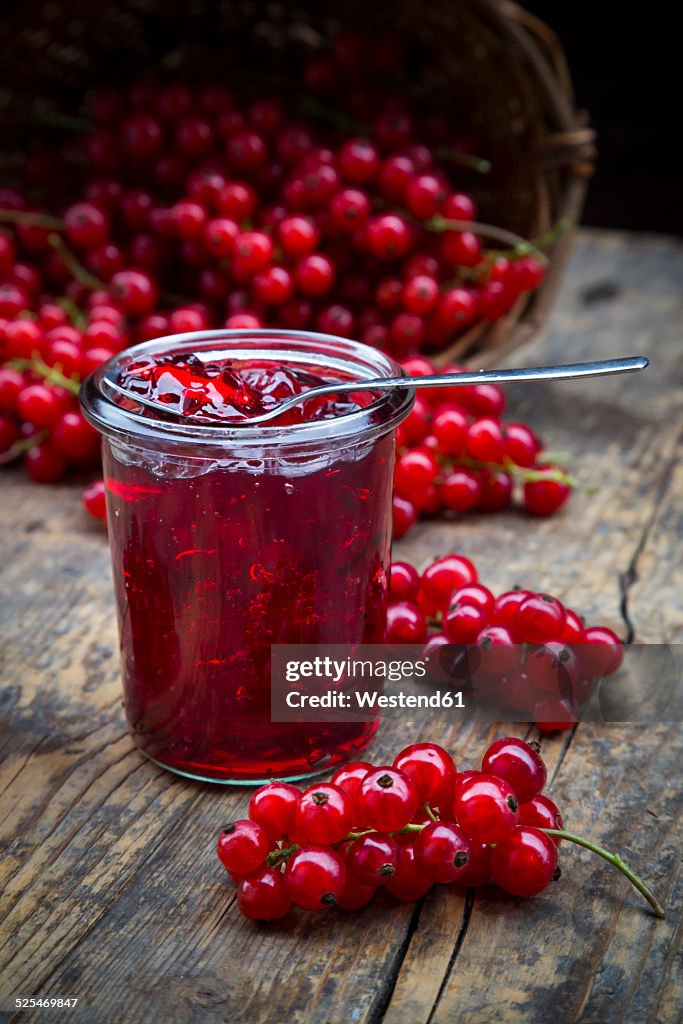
(9, 354), (81, 396)
(541, 829), (665, 918)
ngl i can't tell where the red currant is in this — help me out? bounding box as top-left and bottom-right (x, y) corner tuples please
(524, 472), (571, 516)
(466, 417), (504, 463)
(294, 254), (335, 296)
(526, 642), (581, 697)
(233, 231), (273, 277)
(580, 626), (624, 676)
(249, 782), (300, 839)
(385, 841), (433, 901)
(417, 554), (478, 617)
(330, 761), (371, 801)
(389, 561), (420, 602)
(491, 589), (531, 629)
(456, 842), (493, 888)
(491, 826), (558, 897)
(444, 602), (490, 643)
(217, 819), (269, 877)
(386, 601), (427, 644)
(414, 821), (472, 883)
(393, 742), (457, 806)
(392, 495), (418, 539)
(366, 215), (412, 260)
(432, 407), (467, 456)
(437, 288), (477, 333)
(534, 696), (578, 732)
(338, 138), (379, 183)
(336, 869), (376, 910)
(64, 202), (109, 248)
(110, 269), (157, 315)
(82, 479), (107, 521)
(284, 846), (346, 910)
(278, 215), (319, 257)
(454, 773), (519, 844)
(440, 469), (481, 513)
(295, 783), (354, 845)
(237, 866), (291, 921)
(394, 449), (439, 507)
(519, 794), (564, 844)
(357, 767), (419, 833)
(348, 833), (399, 885)
(515, 594), (566, 644)
(25, 442), (66, 482)
(476, 625), (520, 676)
(481, 737), (547, 803)
(17, 384), (63, 429)
(509, 256), (545, 293)
(403, 275), (439, 315)
(405, 174), (446, 220)
(503, 423), (541, 468)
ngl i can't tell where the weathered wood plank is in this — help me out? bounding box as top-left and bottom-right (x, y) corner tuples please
(0, 230), (682, 1024)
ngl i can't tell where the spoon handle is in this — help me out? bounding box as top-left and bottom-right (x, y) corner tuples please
(373, 355), (650, 392)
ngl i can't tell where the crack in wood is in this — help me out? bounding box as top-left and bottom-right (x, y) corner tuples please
(619, 449), (680, 643)
(367, 899), (427, 1024)
(547, 726), (579, 789)
(424, 887), (476, 1024)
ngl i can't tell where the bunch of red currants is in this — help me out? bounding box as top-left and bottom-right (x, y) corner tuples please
(1, 26), (554, 499)
(217, 738), (663, 922)
(387, 553), (623, 731)
(392, 355), (575, 538)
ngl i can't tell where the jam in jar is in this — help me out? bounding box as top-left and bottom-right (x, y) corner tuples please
(80, 330), (413, 783)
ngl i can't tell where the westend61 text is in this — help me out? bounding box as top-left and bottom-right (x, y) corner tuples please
(285, 690), (465, 709)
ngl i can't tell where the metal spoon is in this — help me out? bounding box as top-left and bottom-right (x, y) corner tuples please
(104, 355), (649, 426)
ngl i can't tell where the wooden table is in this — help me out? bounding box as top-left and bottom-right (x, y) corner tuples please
(1, 230), (681, 1024)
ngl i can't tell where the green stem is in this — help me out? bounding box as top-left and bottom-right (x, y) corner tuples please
(57, 296), (89, 330)
(297, 97), (369, 135)
(425, 216), (546, 260)
(48, 233), (104, 291)
(0, 429), (48, 465)
(537, 450), (571, 464)
(0, 208), (64, 230)
(434, 147), (492, 174)
(425, 216), (569, 267)
(423, 803), (439, 823)
(9, 354), (81, 396)
(459, 456), (580, 490)
(542, 829), (665, 918)
(484, 218), (571, 264)
(266, 843), (299, 867)
(30, 109), (93, 133)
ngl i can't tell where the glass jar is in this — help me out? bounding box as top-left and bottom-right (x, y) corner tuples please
(81, 330), (413, 783)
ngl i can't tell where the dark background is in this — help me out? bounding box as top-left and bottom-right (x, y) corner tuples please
(526, 2), (681, 234)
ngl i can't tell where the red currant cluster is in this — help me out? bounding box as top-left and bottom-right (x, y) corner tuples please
(387, 554), (623, 731)
(217, 739), (663, 922)
(392, 354), (575, 538)
(0, 355), (99, 482)
(1, 27), (553, 489)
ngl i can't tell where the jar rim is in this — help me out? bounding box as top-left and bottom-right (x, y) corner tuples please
(80, 329), (415, 453)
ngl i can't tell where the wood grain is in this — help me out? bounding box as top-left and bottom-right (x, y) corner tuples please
(1, 230), (682, 1024)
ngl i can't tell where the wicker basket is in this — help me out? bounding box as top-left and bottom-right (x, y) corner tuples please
(0, 0), (595, 366)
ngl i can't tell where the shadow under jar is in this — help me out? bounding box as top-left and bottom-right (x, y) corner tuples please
(81, 330), (414, 783)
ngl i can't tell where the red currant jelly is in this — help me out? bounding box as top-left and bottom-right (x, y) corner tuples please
(81, 330), (413, 783)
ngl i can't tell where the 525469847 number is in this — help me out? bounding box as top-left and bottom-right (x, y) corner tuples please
(14, 998), (78, 1009)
